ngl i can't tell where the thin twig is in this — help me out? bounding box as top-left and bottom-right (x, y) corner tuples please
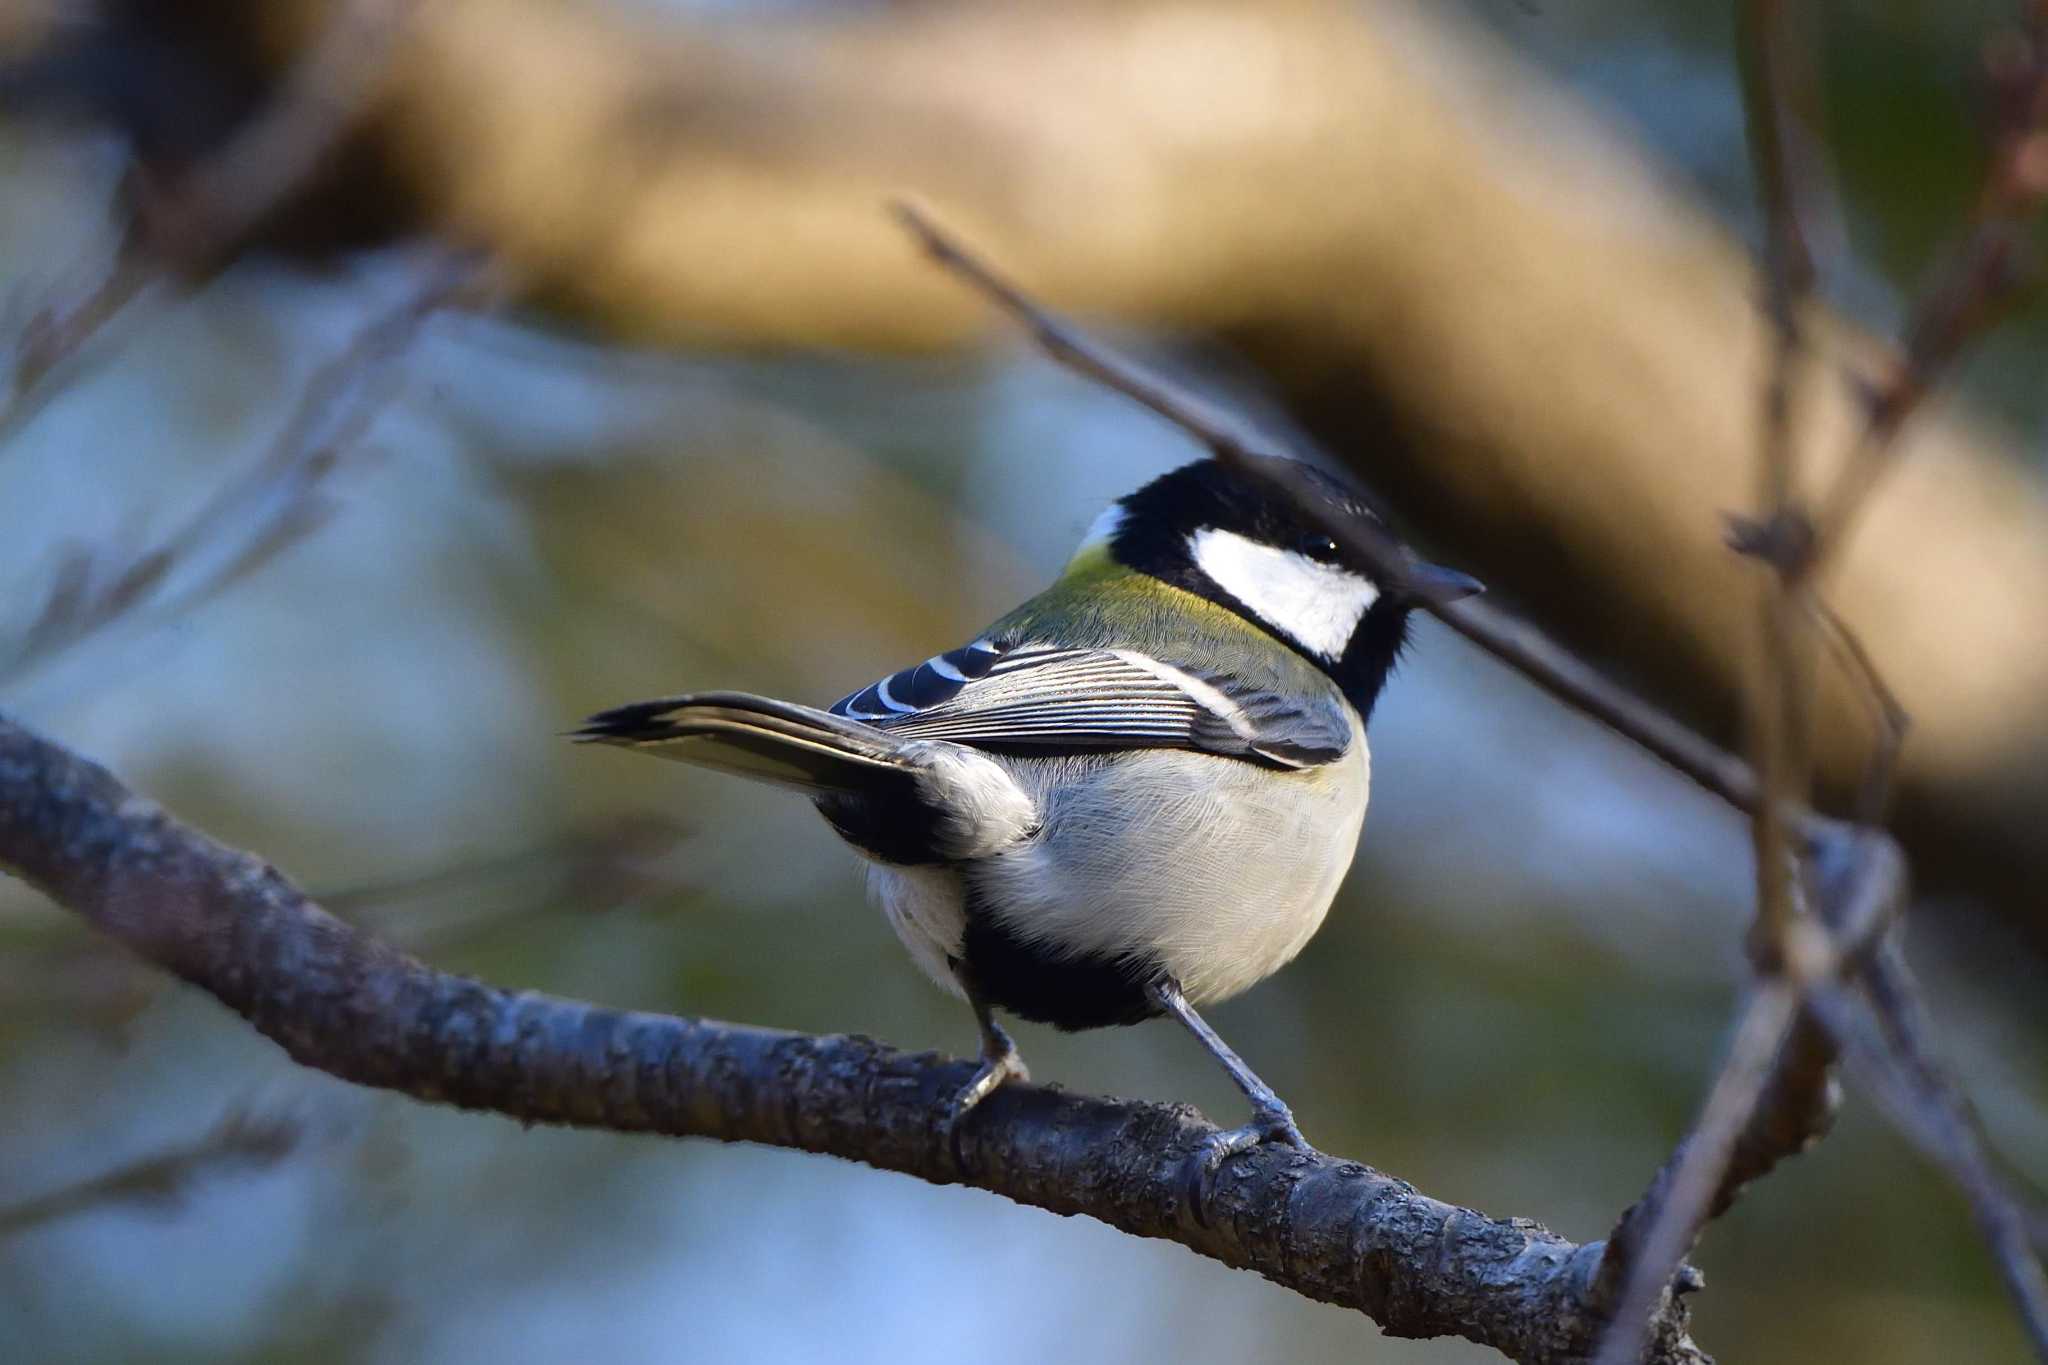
(0, 249), (481, 693)
(1734, 0), (1822, 965)
(892, 203), (1271, 465)
(130, 0), (412, 271)
(1709, 7), (2048, 1360)
(1592, 823), (1904, 1363)
(1589, 0), (1871, 1348)
(1807, 962), (2048, 1357)
(0, 0), (413, 432)
(1810, 598), (1911, 823)
(1590, 0), (2048, 1352)
(0, 1108), (303, 1237)
(321, 814), (691, 953)
(1642, 27), (1836, 1363)
(1810, 4), (2048, 568)
(1, 249), (162, 433)
(891, 199), (1767, 817)
(1590, 982), (1801, 1365)
(1866, 943), (2048, 1214)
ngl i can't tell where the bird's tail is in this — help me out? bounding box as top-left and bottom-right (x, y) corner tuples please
(573, 691), (917, 795)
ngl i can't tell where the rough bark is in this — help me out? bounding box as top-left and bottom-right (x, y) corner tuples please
(0, 712), (1706, 1363)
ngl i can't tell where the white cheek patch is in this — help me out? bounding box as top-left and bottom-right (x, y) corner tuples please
(1188, 527), (1380, 660)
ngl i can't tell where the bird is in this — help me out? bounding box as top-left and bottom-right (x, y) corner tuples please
(575, 454), (1480, 1177)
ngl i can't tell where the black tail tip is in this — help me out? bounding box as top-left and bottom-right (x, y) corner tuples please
(569, 698), (683, 744)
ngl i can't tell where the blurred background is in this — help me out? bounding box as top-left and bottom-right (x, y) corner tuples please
(2, 1), (2046, 1361)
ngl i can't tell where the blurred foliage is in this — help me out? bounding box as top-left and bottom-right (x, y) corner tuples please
(0, 3), (2044, 1363)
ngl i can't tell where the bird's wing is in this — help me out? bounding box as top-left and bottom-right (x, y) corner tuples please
(829, 640), (1352, 769)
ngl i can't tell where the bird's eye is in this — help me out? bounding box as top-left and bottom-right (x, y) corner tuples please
(1298, 533), (1341, 563)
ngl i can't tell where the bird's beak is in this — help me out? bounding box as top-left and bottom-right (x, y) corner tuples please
(1403, 560), (1485, 606)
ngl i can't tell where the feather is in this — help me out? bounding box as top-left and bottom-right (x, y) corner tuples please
(575, 692), (916, 794)
(830, 642), (1352, 768)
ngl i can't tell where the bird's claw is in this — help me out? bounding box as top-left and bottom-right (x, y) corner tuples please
(942, 1046), (1030, 1171)
(1181, 1100), (1308, 1224)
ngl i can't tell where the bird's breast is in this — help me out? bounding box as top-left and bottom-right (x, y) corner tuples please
(972, 714), (1370, 1006)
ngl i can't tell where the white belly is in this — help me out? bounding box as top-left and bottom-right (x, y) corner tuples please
(977, 729), (1369, 1004)
(866, 862), (968, 999)
(862, 711), (1371, 1008)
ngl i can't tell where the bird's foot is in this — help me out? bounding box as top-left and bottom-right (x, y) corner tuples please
(942, 1042), (1030, 1172)
(1180, 1098), (1308, 1224)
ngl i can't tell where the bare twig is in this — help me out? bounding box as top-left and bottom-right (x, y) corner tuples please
(0, 0), (412, 430)
(1589, 4), (2048, 1356)
(1811, 4), (2048, 566)
(1593, 825), (1904, 1364)
(1733, 0), (1823, 961)
(1676, 6), (2048, 1358)
(1739, 0), (1822, 322)
(1594, 0), (1963, 1347)
(0, 249), (480, 693)
(0, 1107), (303, 1237)
(1593, 982), (1801, 1359)
(1589, 14), (1838, 1359)
(129, 0), (411, 271)
(1806, 960), (2048, 1357)
(1865, 944), (2048, 1210)
(891, 200), (1766, 818)
(1810, 599), (1911, 823)
(0, 713), (1707, 1365)
(890, 203), (1281, 464)
(321, 814), (691, 953)
(2, 249), (162, 430)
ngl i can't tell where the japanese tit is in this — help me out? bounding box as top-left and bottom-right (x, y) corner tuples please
(577, 455), (1480, 1170)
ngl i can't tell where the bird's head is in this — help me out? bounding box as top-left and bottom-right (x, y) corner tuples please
(1080, 455), (1482, 713)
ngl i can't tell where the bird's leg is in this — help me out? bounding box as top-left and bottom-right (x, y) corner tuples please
(954, 989), (1031, 1114)
(942, 975), (1030, 1169)
(1147, 977), (1308, 1217)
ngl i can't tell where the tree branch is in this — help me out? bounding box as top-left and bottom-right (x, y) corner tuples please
(0, 711), (1706, 1365)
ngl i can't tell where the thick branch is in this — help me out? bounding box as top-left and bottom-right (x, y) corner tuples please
(0, 712), (1705, 1365)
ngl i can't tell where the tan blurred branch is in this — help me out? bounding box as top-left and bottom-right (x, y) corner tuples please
(0, 712), (1705, 1365)
(13, 0), (2048, 925)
